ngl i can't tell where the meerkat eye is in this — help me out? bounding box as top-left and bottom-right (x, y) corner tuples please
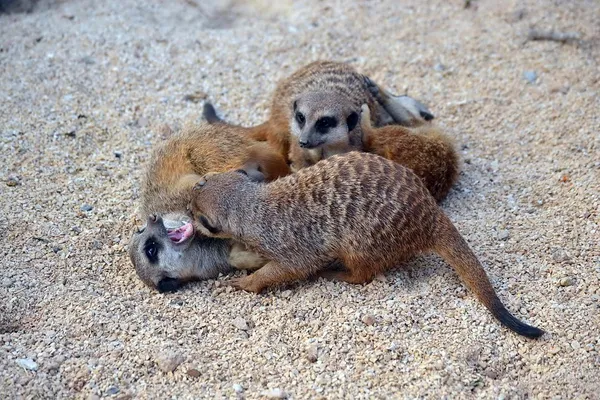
(295, 112), (306, 127)
(144, 239), (160, 263)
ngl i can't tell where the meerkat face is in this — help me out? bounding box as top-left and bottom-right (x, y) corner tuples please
(128, 213), (201, 292)
(291, 91), (360, 150)
(189, 170), (255, 239)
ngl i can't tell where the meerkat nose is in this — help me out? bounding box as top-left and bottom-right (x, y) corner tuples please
(299, 140), (309, 148)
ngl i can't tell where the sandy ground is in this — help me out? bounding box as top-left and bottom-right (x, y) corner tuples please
(1, 0), (599, 398)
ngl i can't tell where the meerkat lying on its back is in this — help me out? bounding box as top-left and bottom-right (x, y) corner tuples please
(128, 122), (289, 292)
(206, 60), (434, 171)
(189, 152), (543, 339)
(360, 104), (459, 202)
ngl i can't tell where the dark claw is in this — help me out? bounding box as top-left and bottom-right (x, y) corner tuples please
(420, 110), (435, 121)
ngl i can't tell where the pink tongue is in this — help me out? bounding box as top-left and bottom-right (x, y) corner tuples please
(167, 223), (194, 243)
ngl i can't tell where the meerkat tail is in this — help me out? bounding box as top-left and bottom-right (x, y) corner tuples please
(203, 102), (223, 124)
(433, 213), (544, 339)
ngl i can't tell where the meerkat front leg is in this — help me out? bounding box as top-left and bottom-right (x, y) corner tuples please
(229, 261), (309, 293)
(228, 242), (267, 271)
(363, 76), (434, 127)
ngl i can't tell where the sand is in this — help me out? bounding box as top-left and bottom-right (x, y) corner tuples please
(1, 0), (599, 398)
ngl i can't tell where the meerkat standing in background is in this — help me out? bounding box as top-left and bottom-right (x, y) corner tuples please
(206, 61), (435, 171)
(128, 122), (289, 292)
(360, 104), (459, 202)
(189, 152), (543, 339)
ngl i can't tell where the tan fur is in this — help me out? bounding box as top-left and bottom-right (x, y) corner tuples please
(129, 122), (289, 290)
(189, 152), (543, 339)
(360, 104), (459, 202)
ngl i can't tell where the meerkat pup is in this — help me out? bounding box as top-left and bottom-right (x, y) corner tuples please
(359, 104), (459, 202)
(128, 121), (289, 292)
(189, 152), (543, 339)
(210, 60), (434, 171)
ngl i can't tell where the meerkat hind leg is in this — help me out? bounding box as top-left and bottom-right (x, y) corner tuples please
(229, 260), (311, 293)
(364, 76), (434, 125)
(318, 254), (378, 284)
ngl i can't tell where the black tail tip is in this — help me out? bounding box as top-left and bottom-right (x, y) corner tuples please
(203, 102), (221, 124)
(495, 306), (544, 339)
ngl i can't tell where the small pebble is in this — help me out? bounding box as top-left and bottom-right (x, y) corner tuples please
(552, 250), (570, 263)
(280, 290), (293, 298)
(81, 204), (93, 212)
(137, 117), (149, 127)
(105, 387), (119, 395)
(186, 368), (201, 378)
(114, 151), (122, 158)
(155, 352), (185, 373)
(361, 314), (376, 326)
(498, 230), (510, 241)
(1, 277), (13, 287)
(262, 388), (287, 399)
(571, 341), (580, 350)
(232, 317), (249, 331)
(306, 345), (318, 363)
(233, 383), (244, 393)
(16, 358), (38, 371)
(183, 91), (208, 103)
(523, 70), (538, 84)
(80, 56), (96, 65)
(559, 277), (574, 287)
(6, 176), (19, 186)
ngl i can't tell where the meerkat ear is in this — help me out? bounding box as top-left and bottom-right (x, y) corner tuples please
(347, 112), (359, 131)
(237, 161), (265, 183)
(198, 215), (222, 235)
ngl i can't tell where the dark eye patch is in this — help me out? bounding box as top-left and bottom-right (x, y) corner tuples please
(143, 237), (161, 263)
(346, 112), (359, 131)
(199, 216), (221, 235)
(315, 116), (338, 133)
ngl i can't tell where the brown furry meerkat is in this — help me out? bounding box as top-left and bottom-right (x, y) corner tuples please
(360, 104), (459, 202)
(128, 122), (289, 292)
(205, 60), (435, 171)
(189, 152), (543, 339)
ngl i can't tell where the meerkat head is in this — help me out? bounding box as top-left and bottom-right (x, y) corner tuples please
(291, 91), (360, 150)
(189, 168), (262, 239)
(128, 213), (225, 293)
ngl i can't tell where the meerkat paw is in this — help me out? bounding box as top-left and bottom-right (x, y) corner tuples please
(192, 172), (219, 191)
(393, 95), (435, 122)
(228, 276), (264, 294)
(363, 75), (382, 99)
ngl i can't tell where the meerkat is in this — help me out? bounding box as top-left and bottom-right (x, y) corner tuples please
(205, 101), (458, 202)
(128, 121), (290, 292)
(207, 61), (434, 171)
(188, 152), (543, 339)
(359, 104), (459, 202)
